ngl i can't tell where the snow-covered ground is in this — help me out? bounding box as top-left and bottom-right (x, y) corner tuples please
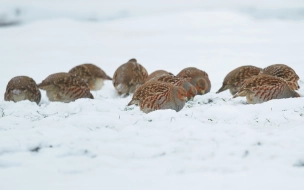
(1, 1), (304, 189)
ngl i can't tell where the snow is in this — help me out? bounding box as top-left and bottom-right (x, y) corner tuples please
(1, 1), (304, 189)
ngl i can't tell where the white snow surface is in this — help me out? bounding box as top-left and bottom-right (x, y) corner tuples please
(1, 5), (304, 190)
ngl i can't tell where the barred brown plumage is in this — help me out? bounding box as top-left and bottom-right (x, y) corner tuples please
(127, 81), (187, 113)
(233, 74), (300, 104)
(260, 64), (300, 90)
(177, 67), (211, 95)
(148, 74), (197, 100)
(146, 70), (173, 81)
(38, 72), (93, 103)
(149, 74), (183, 85)
(4, 76), (41, 104)
(217, 65), (261, 95)
(113, 58), (148, 96)
(69, 63), (112, 91)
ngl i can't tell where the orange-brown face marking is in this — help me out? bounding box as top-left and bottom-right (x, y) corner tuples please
(177, 67), (211, 95)
(177, 87), (187, 101)
(187, 85), (197, 99)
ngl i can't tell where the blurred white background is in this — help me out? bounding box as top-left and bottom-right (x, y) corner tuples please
(2, 0), (304, 25)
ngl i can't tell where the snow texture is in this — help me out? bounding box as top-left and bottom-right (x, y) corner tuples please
(1, 1), (304, 190)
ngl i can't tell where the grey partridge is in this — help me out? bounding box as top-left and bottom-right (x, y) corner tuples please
(217, 65), (261, 95)
(146, 70), (173, 81)
(4, 76), (41, 104)
(147, 74), (197, 100)
(38, 72), (93, 103)
(177, 67), (211, 95)
(233, 74), (300, 104)
(113, 58), (148, 96)
(68, 63), (112, 91)
(127, 81), (187, 113)
(260, 64), (300, 90)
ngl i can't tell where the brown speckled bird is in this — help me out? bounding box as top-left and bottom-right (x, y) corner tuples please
(38, 72), (93, 103)
(217, 65), (262, 95)
(127, 81), (187, 113)
(113, 58), (148, 96)
(233, 74), (300, 104)
(148, 74), (197, 100)
(260, 64), (300, 90)
(68, 63), (112, 91)
(4, 76), (41, 104)
(146, 70), (173, 81)
(177, 67), (211, 95)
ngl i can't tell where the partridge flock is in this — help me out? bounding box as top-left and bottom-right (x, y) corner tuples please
(3, 59), (301, 113)
(217, 64), (300, 104)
